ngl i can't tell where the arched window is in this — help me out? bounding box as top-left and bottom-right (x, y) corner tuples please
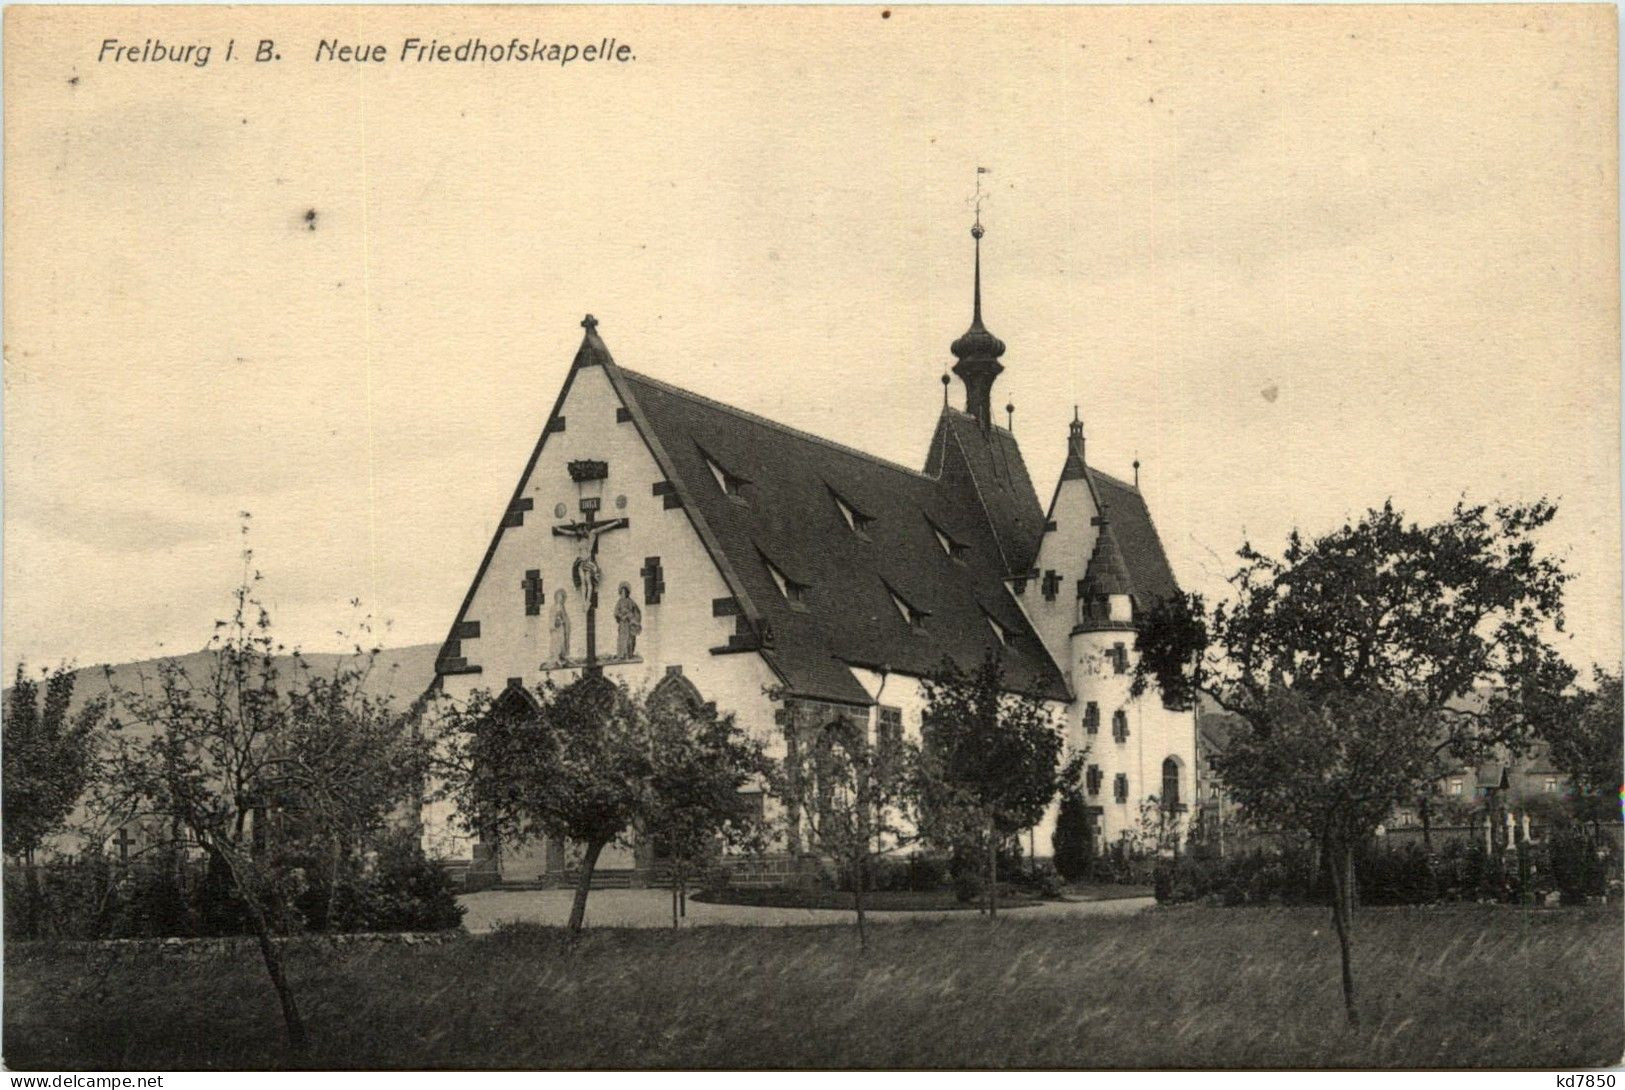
(650, 672), (705, 718)
(1161, 756), (1181, 807)
(490, 683), (542, 723)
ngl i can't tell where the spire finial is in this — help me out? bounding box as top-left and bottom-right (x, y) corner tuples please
(1005, 401), (1014, 431)
(941, 372), (951, 406)
(1061, 407), (1088, 481)
(971, 166), (989, 323)
(950, 168), (1006, 433)
(1133, 455), (1141, 489)
(581, 314), (598, 332)
(971, 222), (984, 325)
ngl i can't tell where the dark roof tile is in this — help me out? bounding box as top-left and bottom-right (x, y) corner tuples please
(617, 369), (1071, 704)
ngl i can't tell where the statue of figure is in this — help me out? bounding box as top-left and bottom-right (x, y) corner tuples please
(548, 588), (571, 664)
(556, 520), (624, 608)
(573, 548), (602, 608)
(614, 582), (642, 659)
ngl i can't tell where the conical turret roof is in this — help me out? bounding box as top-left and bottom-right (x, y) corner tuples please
(1077, 515), (1136, 631)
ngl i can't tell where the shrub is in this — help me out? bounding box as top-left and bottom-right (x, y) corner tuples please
(952, 867), (984, 904)
(1549, 826), (1610, 905)
(1051, 791), (1094, 881)
(906, 854), (947, 892)
(359, 833), (465, 932)
(1358, 841), (1439, 906)
(1013, 860), (1064, 899)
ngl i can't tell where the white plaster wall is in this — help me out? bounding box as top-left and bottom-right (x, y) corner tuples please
(422, 363), (784, 860)
(1067, 630), (1198, 848)
(847, 666), (1074, 859)
(1018, 474), (1100, 676)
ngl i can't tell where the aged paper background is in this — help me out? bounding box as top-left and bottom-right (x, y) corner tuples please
(4, 5), (1619, 675)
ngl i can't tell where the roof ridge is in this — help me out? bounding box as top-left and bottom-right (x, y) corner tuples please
(940, 405), (1018, 440)
(1088, 464), (1140, 494)
(618, 367), (934, 481)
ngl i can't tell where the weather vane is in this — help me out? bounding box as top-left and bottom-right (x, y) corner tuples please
(973, 166), (991, 234)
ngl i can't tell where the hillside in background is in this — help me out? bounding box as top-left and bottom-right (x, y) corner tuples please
(6, 643), (443, 721)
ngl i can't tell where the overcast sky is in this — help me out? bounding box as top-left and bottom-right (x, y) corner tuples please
(5, 5), (1619, 678)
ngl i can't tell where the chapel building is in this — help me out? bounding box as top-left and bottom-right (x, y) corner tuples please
(422, 226), (1197, 886)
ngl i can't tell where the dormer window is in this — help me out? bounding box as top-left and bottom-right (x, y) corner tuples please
(701, 449), (749, 502)
(761, 554), (808, 610)
(829, 488), (873, 537)
(985, 611), (1010, 647)
(927, 519), (970, 562)
(885, 583), (928, 631)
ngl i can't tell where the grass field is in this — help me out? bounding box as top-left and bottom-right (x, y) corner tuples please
(5, 904), (1620, 1069)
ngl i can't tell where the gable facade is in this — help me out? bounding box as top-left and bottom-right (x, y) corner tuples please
(427, 236), (1197, 881)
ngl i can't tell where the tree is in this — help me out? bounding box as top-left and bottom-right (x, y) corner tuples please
(440, 674), (771, 935)
(3, 664), (106, 936)
(1135, 499), (1574, 1025)
(96, 536), (431, 1059)
(917, 652), (1081, 918)
(1542, 668), (1623, 828)
(786, 702), (918, 950)
(441, 674), (643, 934)
(1050, 790), (1094, 882)
(641, 695), (774, 928)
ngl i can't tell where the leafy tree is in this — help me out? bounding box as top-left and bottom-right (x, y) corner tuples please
(641, 695), (774, 928)
(3, 664), (106, 935)
(1050, 790), (1094, 882)
(95, 534), (431, 1059)
(441, 675), (642, 934)
(917, 652), (1081, 918)
(440, 674), (771, 935)
(1134, 499), (1574, 1025)
(786, 701), (919, 950)
(1541, 668), (1623, 827)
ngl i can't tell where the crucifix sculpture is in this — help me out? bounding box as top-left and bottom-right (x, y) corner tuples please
(552, 460), (630, 667)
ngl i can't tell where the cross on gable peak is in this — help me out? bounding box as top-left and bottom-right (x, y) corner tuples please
(581, 314), (598, 331)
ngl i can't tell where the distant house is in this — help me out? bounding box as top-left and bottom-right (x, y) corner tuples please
(1194, 710), (1239, 818)
(1193, 704), (1575, 846)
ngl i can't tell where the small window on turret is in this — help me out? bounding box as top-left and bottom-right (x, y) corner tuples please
(1112, 709), (1130, 743)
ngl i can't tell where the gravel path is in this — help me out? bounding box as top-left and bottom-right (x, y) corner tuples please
(459, 887), (1155, 932)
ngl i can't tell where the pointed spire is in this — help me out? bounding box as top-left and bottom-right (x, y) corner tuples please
(950, 220), (1006, 431)
(1060, 407), (1089, 481)
(972, 222), (985, 325)
(572, 313), (615, 369)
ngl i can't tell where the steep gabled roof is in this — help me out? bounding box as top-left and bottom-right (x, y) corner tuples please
(615, 367), (1071, 705)
(1087, 467), (1181, 608)
(923, 408), (1044, 577)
